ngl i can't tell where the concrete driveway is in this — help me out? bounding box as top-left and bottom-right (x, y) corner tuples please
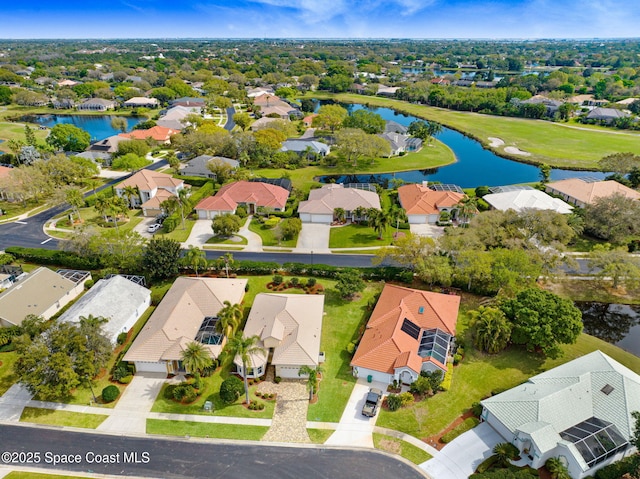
(410, 223), (445, 238)
(183, 218), (214, 247)
(97, 372), (167, 434)
(294, 223), (331, 253)
(420, 422), (503, 479)
(133, 215), (160, 239)
(325, 378), (387, 448)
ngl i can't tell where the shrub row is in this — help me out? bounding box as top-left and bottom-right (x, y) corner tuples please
(6, 247), (102, 270)
(177, 176), (212, 188)
(0, 326), (21, 347)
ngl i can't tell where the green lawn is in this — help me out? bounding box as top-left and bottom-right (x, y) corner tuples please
(376, 299), (640, 439)
(52, 207), (143, 236)
(0, 120), (48, 153)
(206, 234), (248, 245)
(156, 218), (196, 242)
(5, 473), (89, 479)
(20, 407), (106, 429)
(305, 92), (640, 170)
(0, 351), (19, 396)
(307, 428), (335, 444)
(248, 218), (298, 247)
(254, 140), (455, 194)
(308, 283), (384, 422)
(373, 433), (432, 465)
(329, 224), (394, 248)
(147, 419), (268, 441)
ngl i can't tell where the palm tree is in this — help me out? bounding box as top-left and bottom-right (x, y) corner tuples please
(182, 245), (208, 277)
(121, 185), (140, 208)
(108, 196), (128, 234)
(457, 197), (478, 225)
(181, 341), (213, 376)
(353, 206), (367, 224)
(94, 196), (110, 222)
(333, 207), (346, 224)
(492, 442), (519, 467)
(216, 301), (243, 338)
(470, 306), (512, 354)
(226, 333), (266, 404)
(368, 208), (389, 239)
(177, 188), (190, 230)
(426, 121), (443, 145)
(545, 457), (571, 479)
(298, 365), (323, 401)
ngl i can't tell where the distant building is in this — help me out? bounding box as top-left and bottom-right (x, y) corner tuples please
(77, 98), (116, 111)
(180, 155), (239, 179)
(545, 179), (640, 208)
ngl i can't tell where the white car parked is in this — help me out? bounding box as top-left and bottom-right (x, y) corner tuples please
(147, 223), (162, 233)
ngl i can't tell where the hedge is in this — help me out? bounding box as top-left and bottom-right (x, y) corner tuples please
(176, 175), (213, 188)
(5, 247), (103, 270)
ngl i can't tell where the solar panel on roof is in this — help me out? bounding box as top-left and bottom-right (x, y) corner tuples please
(401, 318), (420, 339)
(428, 184), (464, 194)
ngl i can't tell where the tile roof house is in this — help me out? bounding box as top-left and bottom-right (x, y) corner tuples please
(123, 97), (160, 108)
(483, 189), (574, 214)
(298, 184), (381, 224)
(398, 182), (466, 224)
(351, 284), (460, 385)
(156, 106), (202, 130)
(118, 126), (179, 144)
(0, 165), (14, 200)
(384, 120), (408, 134)
(87, 135), (127, 155)
(545, 179), (640, 208)
(280, 139), (330, 157)
(481, 351), (640, 478)
(115, 170), (185, 217)
(235, 294), (325, 379)
(58, 275), (150, 345)
(77, 98), (116, 111)
(250, 117), (285, 131)
(195, 180), (290, 219)
(379, 132), (422, 156)
(180, 155), (239, 179)
(0, 267), (90, 327)
(124, 277), (247, 374)
(521, 95), (564, 115)
(169, 97), (206, 108)
(586, 107), (631, 123)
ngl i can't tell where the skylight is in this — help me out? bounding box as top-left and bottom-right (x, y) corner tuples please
(601, 384), (614, 395)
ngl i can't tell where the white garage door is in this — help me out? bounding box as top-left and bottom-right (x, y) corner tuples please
(134, 361), (167, 374)
(276, 365), (303, 379)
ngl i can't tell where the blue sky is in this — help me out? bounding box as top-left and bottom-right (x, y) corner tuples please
(3, 0), (639, 39)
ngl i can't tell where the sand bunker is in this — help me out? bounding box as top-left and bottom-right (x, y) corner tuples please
(504, 146), (531, 156)
(487, 137), (504, 147)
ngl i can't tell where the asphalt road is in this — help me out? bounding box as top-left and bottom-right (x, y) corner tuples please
(0, 424), (427, 479)
(224, 106), (236, 131)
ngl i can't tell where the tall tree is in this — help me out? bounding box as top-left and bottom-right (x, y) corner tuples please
(181, 245), (208, 277)
(470, 306), (512, 354)
(216, 301), (243, 338)
(342, 109), (385, 134)
(142, 238), (182, 281)
(584, 193), (640, 244)
(121, 185), (140, 208)
(312, 104), (348, 132)
(226, 334), (266, 404)
(64, 187), (85, 223)
(588, 244), (640, 289)
(46, 124), (91, 152)
(335, 269), (366, 299)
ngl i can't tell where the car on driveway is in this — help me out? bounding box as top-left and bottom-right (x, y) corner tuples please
(147, 223), (162, 233)
(361, 388), (383, 417)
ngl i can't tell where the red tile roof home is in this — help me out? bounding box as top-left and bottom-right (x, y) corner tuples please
(195, 180), (290, 212)
(398, 183), (465, 215)
(351, 284), (460, 375)
(119, 126), (179, 143)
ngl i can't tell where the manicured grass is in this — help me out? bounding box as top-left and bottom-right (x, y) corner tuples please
(306, 92), (640, 170)
(329, 223), (393, 248)
(0, 199), (48, 220)
(254, 140), (455, 194)
(248, 218), (298, 247)
(156, 218), (196, 242)
(52, 207), (143, 235)
(151, 374), (274, 419)
(203, 245), (245, 251)
(307, 428), (335, 444)
(331, 249), (382, 254)
(376, 298), (640, 439)
(0, 121), (48, 153)
(147, 419), (268, 441)
(372, 433), (432, 465)
(20, 407), (106, 429)
(308, 283), (383, 422)
(206, 234), (248, 245)
(5, 473), (89, 479)
(0, 351), (19, 396)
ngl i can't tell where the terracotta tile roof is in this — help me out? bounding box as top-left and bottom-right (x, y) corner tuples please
(140, 189), (174, 210)
(117, 170), (183, 192)
(119, 126), (179, 142)
(398, 183), (465, 215)
(0, 166), (11, 180)
(195, 180), (290, 212)
(546, 179), (640, 205)
(124, 277), (247, 363)
(351, 284), (460, 375)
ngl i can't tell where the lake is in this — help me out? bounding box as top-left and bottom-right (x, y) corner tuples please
(317, 103), (606, 188)
(578, 302), (640, 357)
(22, 114), (143, 143)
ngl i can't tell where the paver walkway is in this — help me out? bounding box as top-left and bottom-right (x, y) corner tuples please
(258, 367), (311, 443)
(97, 372), (166, 434)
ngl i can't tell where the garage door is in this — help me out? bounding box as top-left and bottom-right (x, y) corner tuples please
(276, 365), (303, 378)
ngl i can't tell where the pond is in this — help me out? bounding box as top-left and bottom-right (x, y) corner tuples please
(21, 114), (143, 143)
(578, 302), (640, 357)
(317, 103), (607, 188)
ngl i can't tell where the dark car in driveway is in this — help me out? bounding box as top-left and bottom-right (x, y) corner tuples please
(361, 388), (383, 417)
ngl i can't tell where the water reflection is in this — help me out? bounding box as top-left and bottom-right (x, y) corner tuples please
(578, 302), (640, 356)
